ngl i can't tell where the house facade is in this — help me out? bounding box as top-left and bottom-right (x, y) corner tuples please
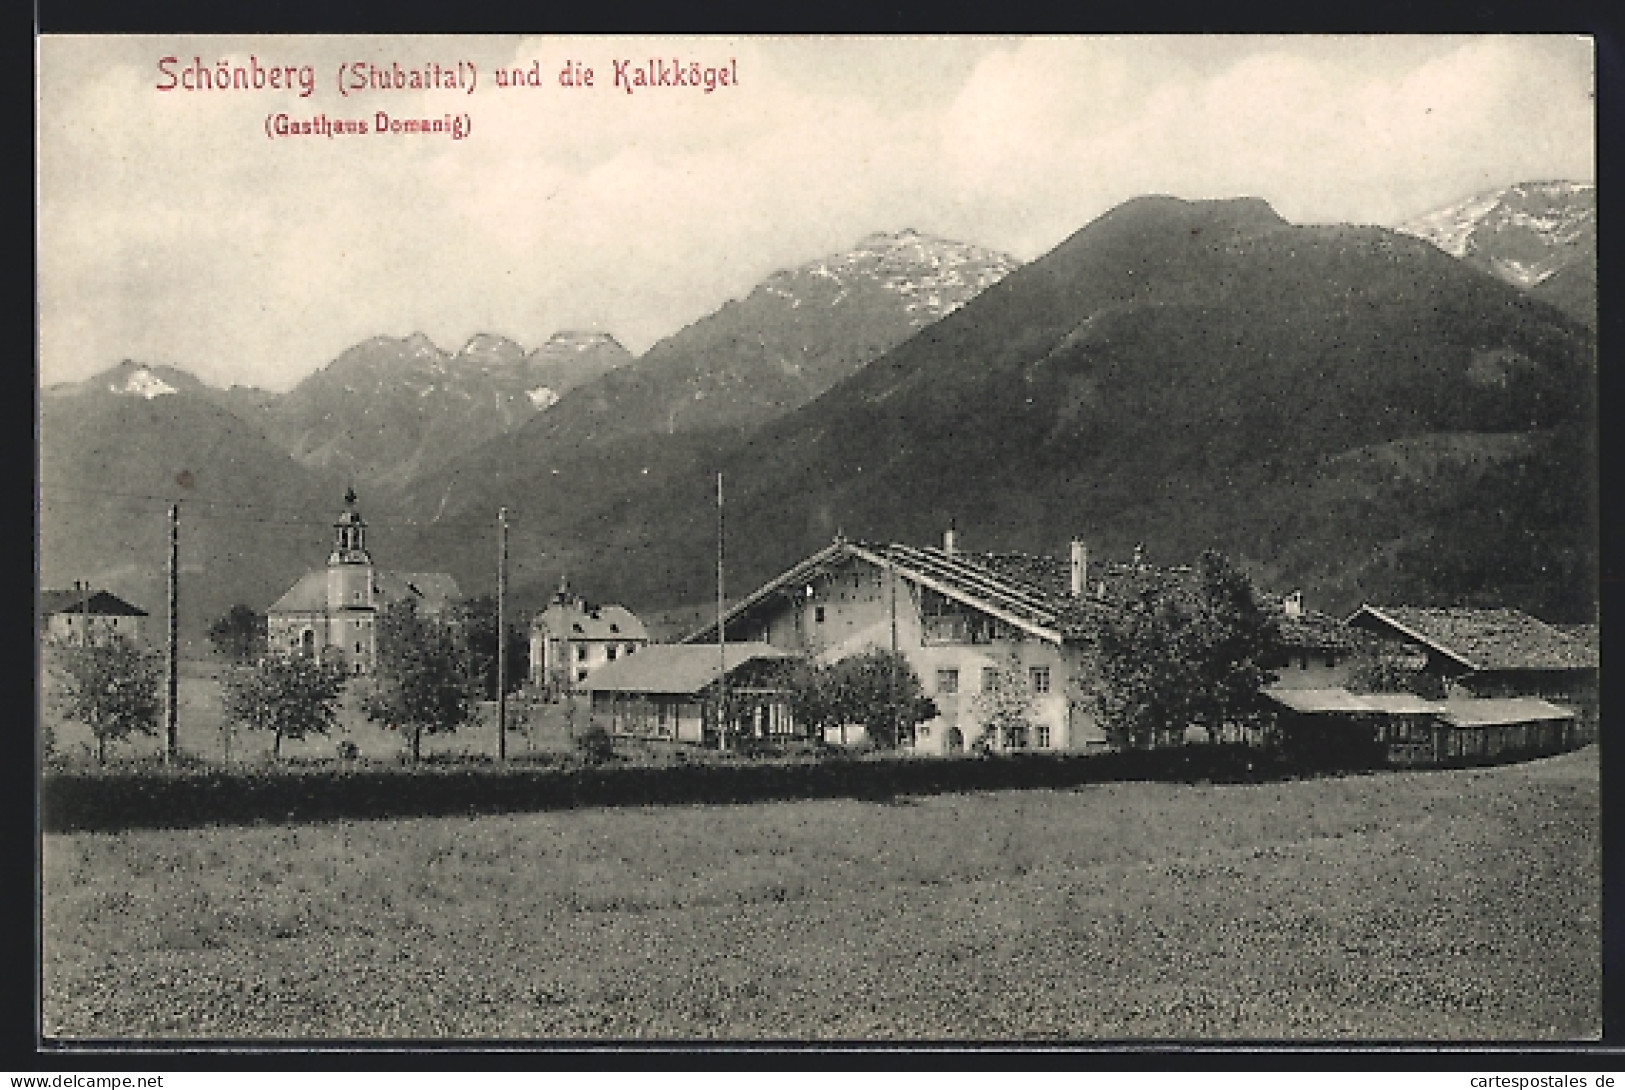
(266, 490), (461, 675)
(39, 586), (148, 645)
(528, 582), (650, 694)
(1265, 591), (1359, 691)
(682, 532), (1122, 755)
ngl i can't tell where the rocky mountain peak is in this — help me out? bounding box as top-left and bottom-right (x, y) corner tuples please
(1396, 180), (1595, 323)
(758, 229), (1020, 325)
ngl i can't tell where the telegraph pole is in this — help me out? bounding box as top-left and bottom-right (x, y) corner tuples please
(716, 471), (727, 752)
(497, 506), (509, 763)
(165, 502), (179, 764)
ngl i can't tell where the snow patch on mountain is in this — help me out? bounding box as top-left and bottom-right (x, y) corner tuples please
(112, 367), (178, 399)
(527, 386), (560, 409)
(756, 228), (1018, 324)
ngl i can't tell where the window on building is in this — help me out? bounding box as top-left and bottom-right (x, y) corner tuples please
(1035, 725), (1052, 748)
(937, 668), (959, 695)
(576, 645), (587, 662)
(576, 668), (588, 682)
(1299, 654), (1310, 670)
(815, 606), (826, 623)
(1030, 666), (1051, 694)
(626, 645), (636, 655)
(607, 646), (618, 661)
(1324, 652), (1338, 669)
(355, 642), (362, 654)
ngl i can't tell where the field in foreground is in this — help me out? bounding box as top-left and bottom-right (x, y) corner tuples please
(42, 746), (1599, 1041)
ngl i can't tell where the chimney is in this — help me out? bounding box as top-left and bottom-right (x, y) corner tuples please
(1283, 591), (1303, 618)
(1069, 540), (1088, 598)
(943, 524), (957, 557)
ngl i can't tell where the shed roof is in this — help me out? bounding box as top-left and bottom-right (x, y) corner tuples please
(580, 643), (795, 695)
(1348, 606), (1597, 672)
(1436, 698), (1576, 726)
(1264, 687), (1383, 714)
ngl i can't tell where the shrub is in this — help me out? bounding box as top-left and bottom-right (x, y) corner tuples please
(575, 721), (615, 765)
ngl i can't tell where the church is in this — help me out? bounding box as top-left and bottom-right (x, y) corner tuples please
(266, 490), (461, 675)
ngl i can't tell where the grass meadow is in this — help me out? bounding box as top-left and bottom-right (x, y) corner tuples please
(41, 746), (1598, 1041)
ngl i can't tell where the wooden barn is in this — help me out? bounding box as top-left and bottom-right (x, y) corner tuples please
(1265, 686), (1582, 769)
(579, 642), (798, 745)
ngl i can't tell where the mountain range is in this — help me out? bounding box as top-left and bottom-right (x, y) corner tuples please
(1397, 181), (1595, 326)
(37, 182), (1599, 640)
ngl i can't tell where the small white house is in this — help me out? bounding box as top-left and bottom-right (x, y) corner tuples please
(529, 582), (650, 692)
(39, 585), (148, 645)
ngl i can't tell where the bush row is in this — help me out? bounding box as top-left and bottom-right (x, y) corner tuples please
(40, 744), (1331, 833)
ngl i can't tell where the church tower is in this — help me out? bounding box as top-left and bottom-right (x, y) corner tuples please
(326, 487), (374, 611)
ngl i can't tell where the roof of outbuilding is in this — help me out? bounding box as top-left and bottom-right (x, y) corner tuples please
(1436, 698), (1576, 726)
(1348, 606), (1597, 672)
(39, 588), (148, 618)
(579, 643), (795, 695)
(1265, 688), (1576, 725)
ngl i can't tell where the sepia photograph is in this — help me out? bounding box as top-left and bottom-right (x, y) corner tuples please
(35, 34), (1599, 1043)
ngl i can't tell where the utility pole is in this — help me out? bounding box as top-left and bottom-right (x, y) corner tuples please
(166, 502), (179, 764)
(889, 562), (899, 748)
(78, 579), (89, 646)
(716, 471), (727, 752)
(496, 506), (508, 762)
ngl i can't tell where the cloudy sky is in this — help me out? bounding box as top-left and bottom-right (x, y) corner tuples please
(37, 34), (1594, 391)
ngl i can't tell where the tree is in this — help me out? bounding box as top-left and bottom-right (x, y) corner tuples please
(221, 652), (349, 760)
(453, 595), (528, 700)
(208, 604), (267, 665)
(364, 599), (476, 761)
(48, 635), (163, 763)
(973, 651), (1034, 752)
(787, 650), (936, 750)
(1081, 551), (1283, 749)
(1181, 551), (1285, 743)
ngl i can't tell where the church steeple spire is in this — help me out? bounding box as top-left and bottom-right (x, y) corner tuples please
(329, 488), (371, 565)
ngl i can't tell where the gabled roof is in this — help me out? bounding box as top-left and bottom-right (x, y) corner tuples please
(681, 541), (1075, 646)
(1554, 623), (1599, 652)
(533, 600), (648, 642)
(374, 571), (461, 614)
(1257, 594), (1359, 652)
(1348, 605), (1597, 672)
(579, 642), (796, 695)
(683, 539), (1330, 649)
(268, 570), (461, 615)
(39, 588), (148, 618)
(268, 571), (329, 613)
